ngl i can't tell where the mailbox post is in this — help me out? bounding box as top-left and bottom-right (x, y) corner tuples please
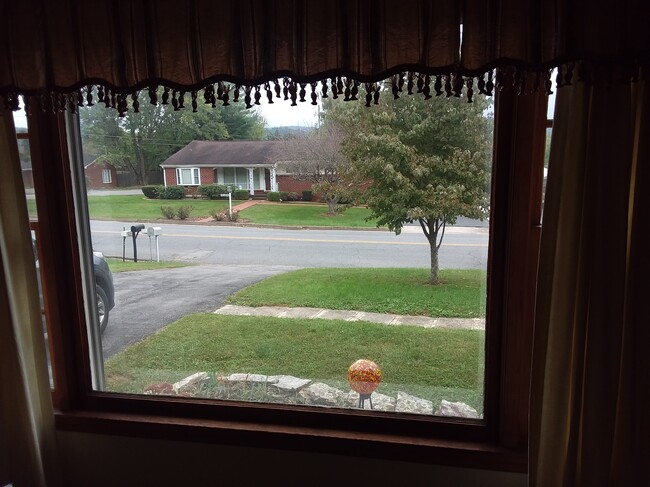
(220, 191), (233, 217)
(130, 224), (145, 262)
(146, 226), (163, 262)
(120, 227), (132, 261)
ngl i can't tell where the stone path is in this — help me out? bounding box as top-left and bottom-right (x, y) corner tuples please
(214, 304), (485, 330)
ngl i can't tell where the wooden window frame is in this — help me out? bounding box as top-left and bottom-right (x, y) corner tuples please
(24, 82), (547, 472)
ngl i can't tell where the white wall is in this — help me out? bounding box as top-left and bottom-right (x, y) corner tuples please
(57, 432), (527, 487)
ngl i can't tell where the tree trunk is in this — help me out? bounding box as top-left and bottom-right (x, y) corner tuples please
(429, 238), (440, 285)
(325, 194), (338, 214)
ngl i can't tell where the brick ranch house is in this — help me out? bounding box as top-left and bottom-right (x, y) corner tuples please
(160, 140), (312, 197)
(84, 155), (118, 189)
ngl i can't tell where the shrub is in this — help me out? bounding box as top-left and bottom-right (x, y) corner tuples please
(176, 205), (193, 220)
(287, 192), (300, 201)
(232, 189), (250, 200)
(158, 186), (185, 200)
(302, 190), (313, 201)
(160, 206), (176, 219)
(209, 209), (240, 222)
(199, 184), (229, 200)
(278, 191), (290, 201)
(142, 185), (163, 199)
(267, 191), (281, 202)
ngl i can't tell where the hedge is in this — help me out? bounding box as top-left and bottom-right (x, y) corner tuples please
(142, 185), (164, 199)
(158, 186), (185, 200)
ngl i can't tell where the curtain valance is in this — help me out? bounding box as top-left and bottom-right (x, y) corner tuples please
(1, 0), (649, 113)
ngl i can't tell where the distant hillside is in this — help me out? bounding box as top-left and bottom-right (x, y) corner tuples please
(265, 126), (312, 139)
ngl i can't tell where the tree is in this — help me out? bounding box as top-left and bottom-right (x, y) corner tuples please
(323, 92), (493, 284)
(80, 96), (266, 185)
(281, 125), (355, 214)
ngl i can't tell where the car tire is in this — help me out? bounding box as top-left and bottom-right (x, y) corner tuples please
(96, 285), (110, 333)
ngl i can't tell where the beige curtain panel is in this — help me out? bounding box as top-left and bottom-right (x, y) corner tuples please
(529, 73), (650, 486)
(1, 0), (648, 111)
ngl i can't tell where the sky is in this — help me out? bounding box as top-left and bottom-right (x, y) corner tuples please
(254, 100), (319, 127)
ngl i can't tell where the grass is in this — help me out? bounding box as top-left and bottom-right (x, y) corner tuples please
(105, 258), (193, 273)
(105, 313), (485, 412)
(240, 203), (379, 227)
(228, 268), (487, 318)
(31, 195), (379, 227)
(87, 195), (239, 220)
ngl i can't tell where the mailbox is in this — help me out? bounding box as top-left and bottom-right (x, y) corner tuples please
(146, 226), (162, 237)
(121, 223), (145, 262)
(146, 227), (163, 262)
(131, 224), (145, 234)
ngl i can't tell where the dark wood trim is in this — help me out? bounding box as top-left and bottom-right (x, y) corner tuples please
(26, 104), (93, 410)
(55, 409), (527, 473)
(492, 82), (547, 450)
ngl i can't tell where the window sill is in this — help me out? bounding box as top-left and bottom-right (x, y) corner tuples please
(54, 409), (527, 473)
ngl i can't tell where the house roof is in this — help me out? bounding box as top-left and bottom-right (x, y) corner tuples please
(160, 140), (286, 168)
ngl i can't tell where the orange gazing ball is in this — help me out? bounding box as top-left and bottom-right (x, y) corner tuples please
(347, 359), (382, 395)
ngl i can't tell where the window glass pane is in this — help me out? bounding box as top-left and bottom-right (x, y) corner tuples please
(223, 167), (235, 184)
(75, 87), (493, 419)
(542, 70), (558, 220)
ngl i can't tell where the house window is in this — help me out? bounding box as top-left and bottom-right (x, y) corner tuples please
(223, 167), (251, 189)
(176, 167), (200, 185)
(27, 83), (544, 469)
(102, 169), (112, 184)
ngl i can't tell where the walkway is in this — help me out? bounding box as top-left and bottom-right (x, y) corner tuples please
(230, 199), (263, 211)
(214, 305), (484, 330)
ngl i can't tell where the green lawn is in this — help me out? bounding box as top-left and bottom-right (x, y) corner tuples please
(87, 195), (238, 220)
(228, 268), (487, 318)
(105, 313), (484, 412)
(105, 258), (193, 273)
(240, 203), (379, 227)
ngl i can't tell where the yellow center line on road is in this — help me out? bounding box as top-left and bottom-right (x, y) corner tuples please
(93, 230), (488, 247)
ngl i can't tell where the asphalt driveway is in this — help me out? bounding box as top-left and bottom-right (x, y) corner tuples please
(101, 263), (297, 358)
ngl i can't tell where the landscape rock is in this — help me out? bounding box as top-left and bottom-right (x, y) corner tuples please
(224, 373), (280, 384)
(298, 383), (347, 406)
(172, 372), (209, 393)
(435, 400), (479, 419)
(268, 375), (312, 392)
(346, 391), (396, 412)
(395, 392), (433, 415)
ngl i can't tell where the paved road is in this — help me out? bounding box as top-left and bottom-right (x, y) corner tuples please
(91, 220), (489, 269)
(96, 220), (489, 357)
(101, 263), (296, 358)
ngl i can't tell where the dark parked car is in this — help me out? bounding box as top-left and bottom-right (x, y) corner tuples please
(93, 251), (115, 333)
(33, 237), (115, 333)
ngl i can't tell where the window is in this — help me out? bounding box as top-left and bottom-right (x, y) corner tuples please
(102, 169), (112, 184)
(25, 82), (545, 470)
(221, 167), (265, 190)
(176, 167), (200, 185)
